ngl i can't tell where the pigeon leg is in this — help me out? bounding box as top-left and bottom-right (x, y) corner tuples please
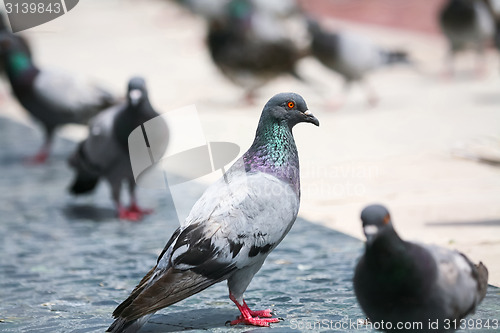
(229, 293), (279, 327)
(474, 48), (487, 78)
(128, 181), (153, 215)
(362, 80), (379, 107)
(26, 132), (52, 164)
(441, 50), (455, 79)
(28, 145), (50, 164)
(244, 90), (257, 105)
(113, 182), (141, 221)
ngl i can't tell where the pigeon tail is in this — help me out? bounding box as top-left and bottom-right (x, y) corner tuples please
(475, 261), (489, 301)
(67, 142), (101, 195)
(69, 172), (100, 195)
(107, 315), (151, 333)
(383, 50), (411, 66)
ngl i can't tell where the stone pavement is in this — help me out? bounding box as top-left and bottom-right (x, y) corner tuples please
(0, 120), (499, 332)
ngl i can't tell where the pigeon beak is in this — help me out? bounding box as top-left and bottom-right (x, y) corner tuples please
(363, 225), (378, 245)
(129, 89), (143, 106)
(303, 110), (319, 126)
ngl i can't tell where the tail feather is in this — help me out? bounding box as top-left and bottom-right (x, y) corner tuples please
(108, 268), (220, 332)
(383, 50), (410, 65)
(69, 172), (100, 195)
(475, 261), (489, 300)
(67, 142), (101, 195)
(107, 315), (152, 333)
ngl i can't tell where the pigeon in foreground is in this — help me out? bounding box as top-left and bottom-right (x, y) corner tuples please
(308, 19), (410, 107)
(107, 92), (319, 332)
(68, 77), (167, 221)
(0, 33), (115, 163)
(354, 204), (488, 332)
(439, 0), (495, 76)
(207, 0), (307, 102)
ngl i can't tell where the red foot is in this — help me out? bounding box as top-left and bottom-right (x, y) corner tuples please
(249, 309), (273, 318)
(229, 293), (280, 327)
(118, 207), (142, 221)
(25, 151), (49, 165)
(129, 203), (153, 215)
(230, 316), (279, 327)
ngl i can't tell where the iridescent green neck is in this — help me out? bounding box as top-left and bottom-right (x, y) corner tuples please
(7, 52), (32, 77)
(244, 119), (300, 193)
(253, 121), (296, 166)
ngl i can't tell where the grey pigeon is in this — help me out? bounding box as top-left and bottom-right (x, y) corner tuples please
(308, 19), (410, 107)
(68, 77), (167, 221)
(354, 204), (488, 333)
(439, 0), (495, 76)
(107, 92), (319, 332)
(0, 33), (115, 163)
(207, 0), (307, 102)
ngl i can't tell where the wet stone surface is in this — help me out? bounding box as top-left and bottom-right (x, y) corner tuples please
(0, 117), (499, 332)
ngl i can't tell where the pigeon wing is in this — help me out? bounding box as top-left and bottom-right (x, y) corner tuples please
(33, 69), (115, 123)
(111, 170), (299, 322)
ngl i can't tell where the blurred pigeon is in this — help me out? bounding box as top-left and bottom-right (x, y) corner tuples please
(107, 92), (319, 332)
(485, 0), (500, 50)
(439, 0), (495, 76)
(207, 0), (307, 102)
(308, 19), (410, 107)
(172, 0), (230, 19)
(354, 204), (488, 332)
(0, 12), (31, 60)
(68, 77), (167, 221)
(0, 33), (115, 163)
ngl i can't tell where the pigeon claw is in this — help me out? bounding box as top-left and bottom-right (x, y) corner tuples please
(129, 203), (153, 215)
(249, 309), (273, 318)
(230, 316), (280, 327)
(25, 151), (49, 165)
(118, 208), (143, 221)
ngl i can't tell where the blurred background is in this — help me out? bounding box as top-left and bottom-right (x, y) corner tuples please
(0, 0), (499, 288)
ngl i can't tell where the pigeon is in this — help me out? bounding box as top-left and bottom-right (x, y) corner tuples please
(354, 204), (488, 333)
(68, 77), (167, 221)
(0, 33), (115, 163)
(439, 0), (495, 76)
(308, 19), (410, 107)
(485, 0), (500, 50)
(0, 12), (31, 61)
(172, 0), (230, 19)
(106, 92), (319, 332)
(206, 0), (307, 102)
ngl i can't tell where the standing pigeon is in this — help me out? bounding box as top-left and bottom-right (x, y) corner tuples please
(354, 204), (488, 333)
(308, 19), (410, 107)
(68, 77), (167, 221)
(439, 0), (495, 76)
(107, 92), (319, 332)
(207, 0), (306, 102)
(0, 33), (115, 163)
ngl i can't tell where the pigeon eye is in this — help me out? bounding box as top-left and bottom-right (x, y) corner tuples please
(383, 214), (391, 225)
(287, 101), (295, 109)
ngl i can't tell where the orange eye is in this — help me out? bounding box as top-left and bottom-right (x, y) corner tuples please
(287, 101), (295, 109)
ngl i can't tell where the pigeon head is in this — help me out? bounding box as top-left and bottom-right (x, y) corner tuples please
(360, 204), (393, 244)
(261, 92), (319, 128)
(127, 77), (148, 107)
